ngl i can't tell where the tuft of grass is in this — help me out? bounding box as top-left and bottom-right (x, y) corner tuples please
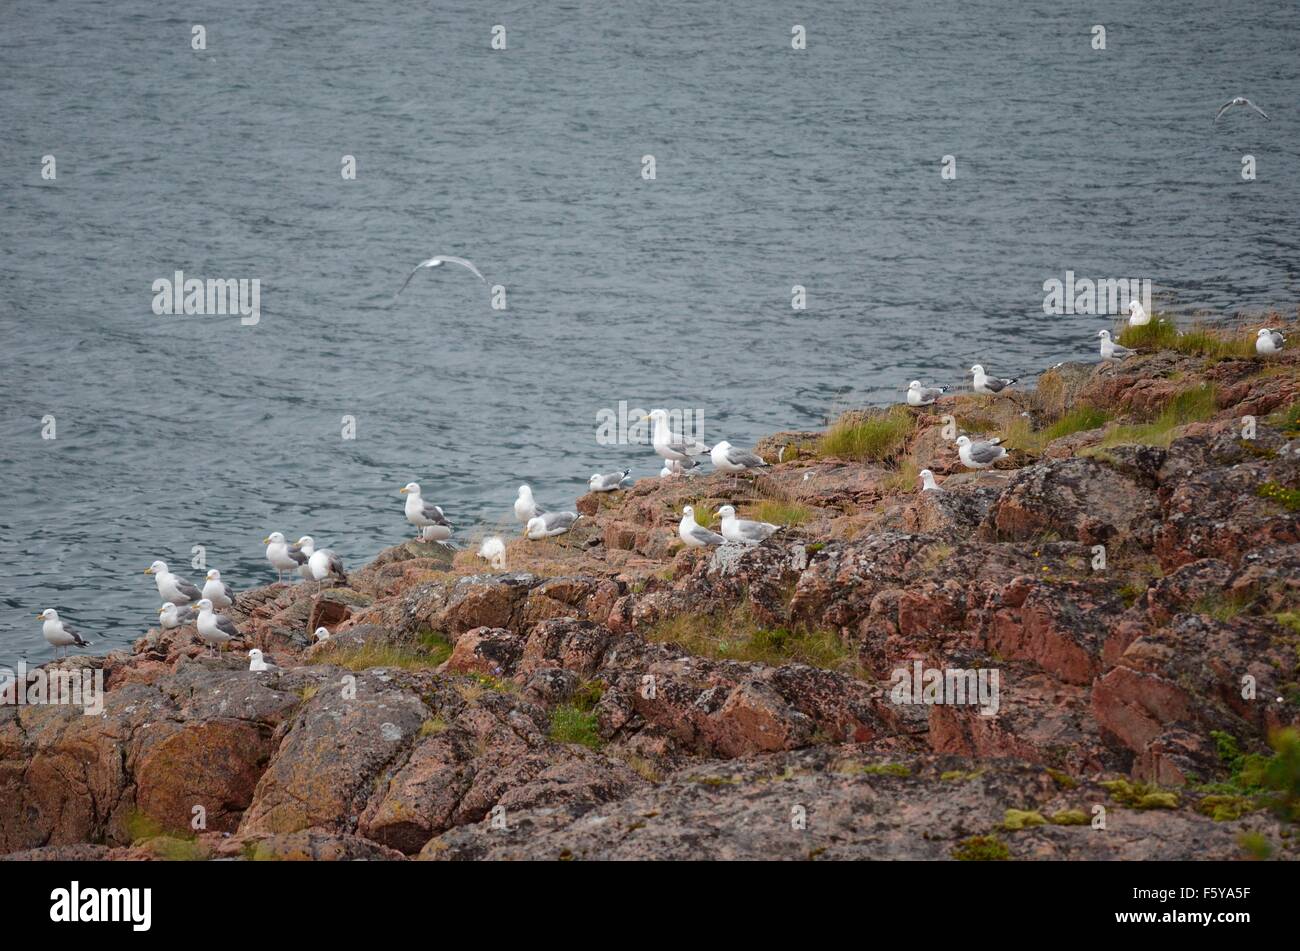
(1002, 808), (1047, 831)
(1100, 778), (1180, 809)
(1196, 794), (1258, 821)
(419, 717), (449, 737)
(951, 835), (1010, 861)
(1191, 590), (1255, 621)
(1275, 612), (1300, 636)
(1046, 767), (1078, 789)
(1117, 319), (1180, 350)
(844, 762), (911, 778)
(417, 629), (454, 665)
(1237, 831), (1273, 860)
(1091, 384), (1217, 450)
(320, 642), (445, 671)
(645, 605), (860, 675)
(1048, 809), (1090, 826)
(549, 705), (603, 749)
(940, 768), (983, 782)
(818, 405), (915, 462)
(1003, 405), (1112, 454)
(1258, 482), (1300, 512)
(750, 499), (814, 527)
(882, 458), (920, 493)
(1171, 326), (1256, 360)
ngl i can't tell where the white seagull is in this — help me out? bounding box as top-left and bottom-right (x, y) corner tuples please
(194, 598), (240, 655)
(919, 469), (942, 492)
(514, 484), (546, 524)
(314, 626), (332, 643)
(970, 365), (1018, 395)
(678, 505), (725, 548)
(1097, 330), (1134, 360)
(1127, 300), (1151, 327)
(308, 545), (347, 589)
(588, 468), (632, 492)
(907, 381), (950, 406)
(1256, 328), (1286, 355)
(37, 609), (88, 658)
(956, 435), (1008, 469)
(400, 483), (453, 541)
(292, 536), (316, 581)
(716, 505), (780, 545)
(659, 457), (699, 478)
(145, 560), (202, 605)
(525, 512), (582, 539)
(478, 536), (507, 569)
(642, 409), (711, 464)
(158, 603), (197, 629)
(263, 532), (307, 584)
(394, 254), (487, 298)
(203, 569), (235, 609)
(710, 441), (768, 477)
(1215, 97), (1270, 123)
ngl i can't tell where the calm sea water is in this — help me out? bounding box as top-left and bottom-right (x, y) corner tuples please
(2, 0), (1299, 665)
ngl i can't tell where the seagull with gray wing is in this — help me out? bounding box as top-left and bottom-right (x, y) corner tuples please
(526, 511), (582, 539)
(37, 609), (89, 659)
(970, 365), (1018, 395)
(956, 435), (1007, 469)
(643, 409), (711, 464)
(1215, 97), (1270, 123)
(907, 381), (950, 406)
(678, 505), (725, 548)
(394, 254), (486, 299)
(588, 468), (632, 492)
(400, 482), (453, 541)
(1256, 327), (1286, 355)
(194, 598), (240, 655)
(145, 560), (202, 605)
(1097, 330), (1134, 360)
(716, 505), (781, 545)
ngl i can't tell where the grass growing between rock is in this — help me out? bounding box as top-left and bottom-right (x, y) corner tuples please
(1118, 320), (1256, 360)
(818, 405), (915, 462)
(646, 605), (862, 675)
(549, 680), (605, 749)
(749, 499), (814, 527)
(951, 835), (1010, 861)
(321, 639), (448, 672)
(1258, 482), (1300, 512)
(1117, 319), (1180, 350)
(1200, 728), (1300, 822)
(1004, 405), (1112, 453)
(1089, 384), (1217, 451)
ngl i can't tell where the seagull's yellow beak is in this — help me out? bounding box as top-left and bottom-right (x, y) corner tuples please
(262, 536), (271, 544)
(144, 567), (153, 574)
(639, 415), (650, 422)
(158, 606), (166, 614)
(399, 487), (410, 494)
(35, 612), (44, 618)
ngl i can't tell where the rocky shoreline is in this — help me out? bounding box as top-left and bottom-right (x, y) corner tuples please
(4, 320), (1299, 861)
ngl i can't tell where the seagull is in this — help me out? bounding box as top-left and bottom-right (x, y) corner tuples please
(263, 532), (306, 584)
(194, 598), (240, 655)
(1097, 330), (1135, 360)
(248, 648), (280, 673)
(907, 381), (950, 406)
(202, 569), (235, 609)
(1256, 328), (1286, 355)
(716, 505), (780, 545)
(314, 626), (331, 643)
(292, 537), (316, 581)
(394, 254), (486, 299)
(956, 435), (1008, 469)
(970, 365), (1018, 395)
(37, 609), (88, 659)
(642, 409), (711, 463)
(525, 512), (582, 539)
(145, 560), (201, 605)
(478, 536), (507, 569)
(514, 484), (546, 524)
(400, 483), (453, 541)
(659, 456), (699, 478)
(1127, 300), (1151, 327)
(919, 469), (942, 492)
(588, 469), (632, 492)
(1215, 97), (1270, 123)
(308, 545), (347, 590)
(678, 505), (725, 548)
(710, 441), (769, 481)
(158, 603), (197, 630)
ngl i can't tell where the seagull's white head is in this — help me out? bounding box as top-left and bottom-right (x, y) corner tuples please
(1098, 330), (1111, 339)
(146, 560), (168, 576)
(682, 505), (695, 520)
(314, 626), (330, 641)
(518, 485), (533, 499)
(908, 380), (922, 390)
(37, 608), (57, 621)
(195, 598), (214, 612)
(643, 409), (669, 425)
(1258, 328), (1272, 337)
(264, 532), (286, 545)
(588, 474), (601, 487)
(206, 569), (220, 580)
(295, 535), (314, 549)
(400, 482), (420, 496)
(1127, 301), (1141, 313)
(525, 516), (544, 537)
(919, 469), (934, 480)
(716, 505), (736, 519)
(714, 440), (732, 451)
(969, 364), (984, 375)
(248, 648), (264, 662)
(955, 435), (972, 448)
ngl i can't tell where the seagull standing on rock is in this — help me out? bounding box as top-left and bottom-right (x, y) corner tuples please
(643, 410), (711, 465)
(715, 505), (780, 545)
(308, 545), (348, 590)
(37, 609), (88, 658)
(145, 560), (201, 605)
(1256, 328), (1286, 355)
(907, 381), (949, 406)
(158, 603), (196, 629)
(1097, 330), (1135, 360)
(193, 598), (240, 655)
(525, 512), (582, 539)
(678, 506), (725, 548)
(970, 365), (1018, 395)
(478, 536), (507, 569)
(292, 537), (316, 581)
(956, 435), (1008, 469)
(263, 532), (306, 584)
(202, 569), (235, 609)
(710, 441), (768, 480)
(400, 483), (453, 541)
(919, 469), (942, 492)
(514, 484), (546, 524)
(1127, 300), (1151, 326)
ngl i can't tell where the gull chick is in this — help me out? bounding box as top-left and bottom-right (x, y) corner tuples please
(1256, 328), (1286, 355)
(400, 483), (453, 541)
(37, 609), (88, 659)
(970, 365), (1018, 395)
(526, 512), (582, 539)
(1097, 330), (1134, 360)
(394, 254), (486, 298)
(907, 381), (950, 406)
(678, 505), (725, 548)
(145, 560), (201, 605)
(956, 435), (1008, 469)
(716, 505), (780, 545)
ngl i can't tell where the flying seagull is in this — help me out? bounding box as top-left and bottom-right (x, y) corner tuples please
(1215, 97), (1270, 123)
(394, 255), (486, 298)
